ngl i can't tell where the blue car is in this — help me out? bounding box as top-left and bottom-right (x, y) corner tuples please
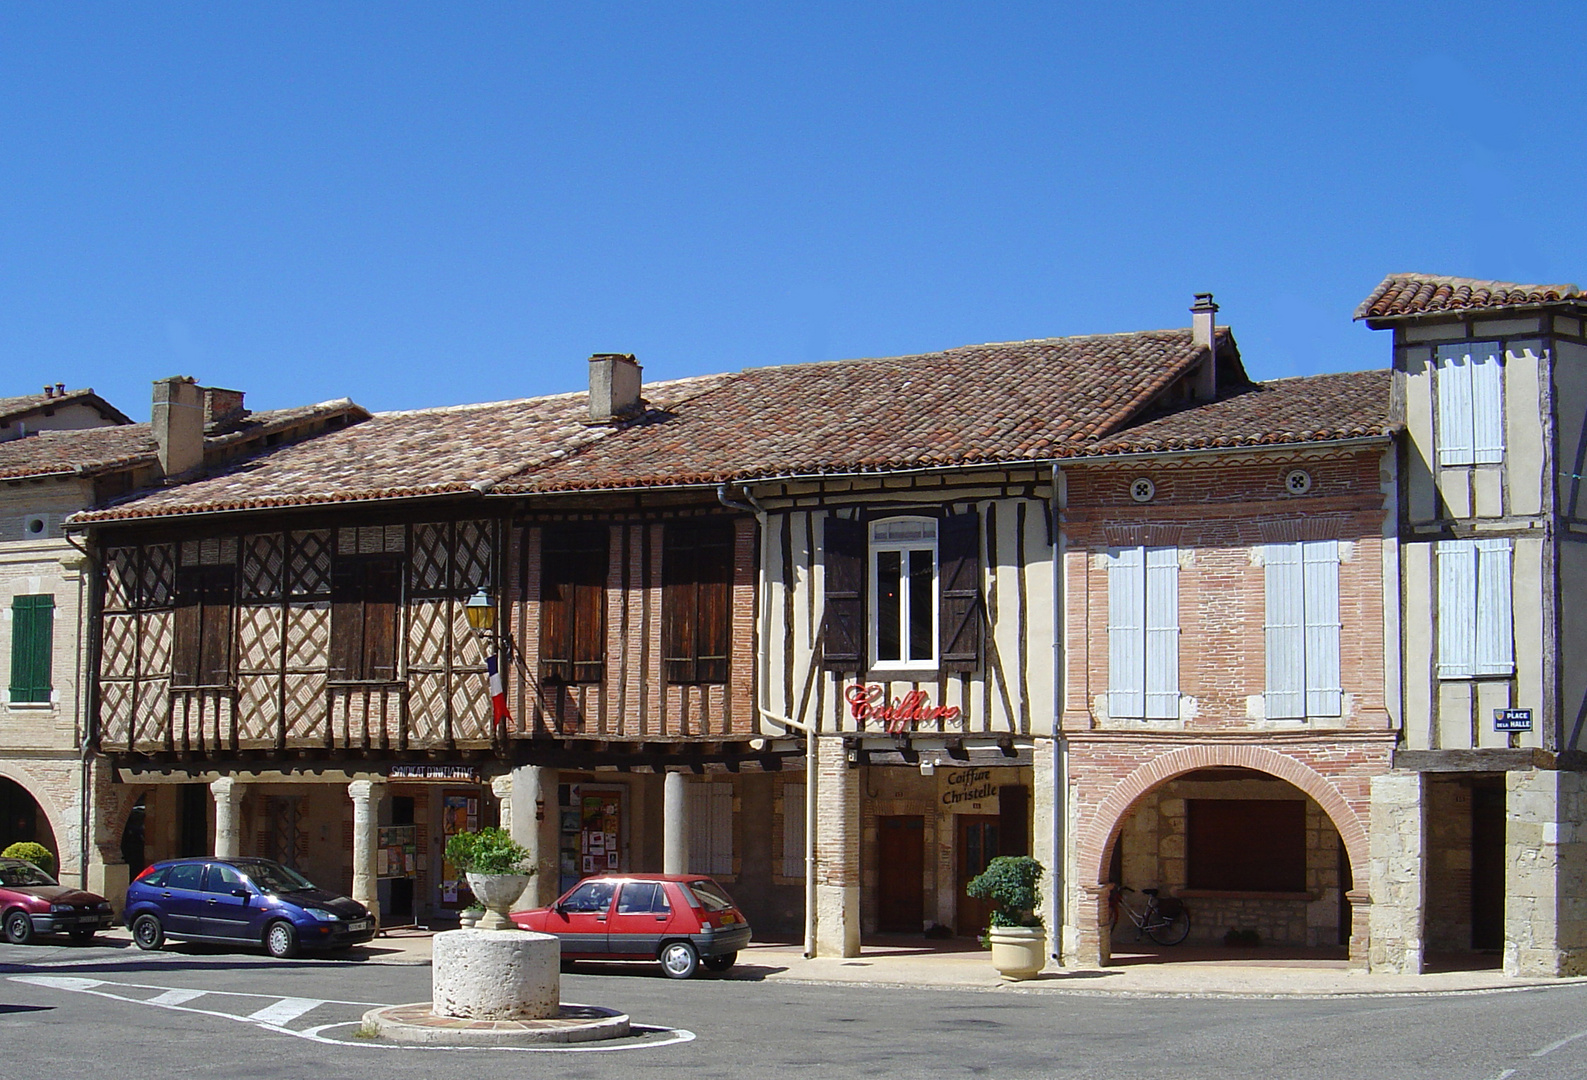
(124, 857), (375, 958)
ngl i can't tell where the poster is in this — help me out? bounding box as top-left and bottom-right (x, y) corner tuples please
(440, 791), (480, 908)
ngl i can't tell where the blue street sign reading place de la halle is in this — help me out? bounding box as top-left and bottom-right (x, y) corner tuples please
(1494, 708), (1533, 732)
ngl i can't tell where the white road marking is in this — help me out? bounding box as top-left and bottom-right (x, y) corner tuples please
(9, 974), (695, 1052)
(1533, 1027), (1587, 1057)
(148, 989), (207, 1006)
(246, 997), (322, 1025)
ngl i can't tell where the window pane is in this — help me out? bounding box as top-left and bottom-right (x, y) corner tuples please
(908, 548), (934, 661)
(877, 550), (901, 662)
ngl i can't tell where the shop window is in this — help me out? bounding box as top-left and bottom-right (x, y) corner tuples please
(662, 520), (732, 684)
(330, 554), (402, 681)
(1187, 799), (1305, 892)
(172, 565), (235, 687)
(540, 524), (607, 684)
(781, 781), (806, 878)
(7, 594), (53, 704)
(1263, 540), (1341, 718)
(1437, 538), (1514, 678)
(1435, 341), (1504, 466)
(688, 781), (734, 876)
(1106, 546), (1179, 718)
(821, 511), (980, 672)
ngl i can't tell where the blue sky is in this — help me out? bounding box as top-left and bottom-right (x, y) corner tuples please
(2, 3), (1582, 419)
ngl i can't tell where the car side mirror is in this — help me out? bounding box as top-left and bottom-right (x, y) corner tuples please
(231, 888), (250, 901)
(553, 901), (566, 915)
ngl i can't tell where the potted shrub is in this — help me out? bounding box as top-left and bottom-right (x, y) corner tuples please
(444, 827), (535, 931)
(1, 842), (55, 877)
(966, 855), (1046, 980)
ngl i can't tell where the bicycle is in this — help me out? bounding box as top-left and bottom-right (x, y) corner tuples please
(1103, 886), (1192, 945)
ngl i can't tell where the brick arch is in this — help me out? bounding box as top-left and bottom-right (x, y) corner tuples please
(0, 763), (71, 861)
(103, 785), (157, 856)
(1076, 745), (1368, 893)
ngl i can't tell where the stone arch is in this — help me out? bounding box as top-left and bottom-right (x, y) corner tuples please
(103, 785), (157, 859)
(0, 761), (71, 846)
(1076, 744), (1369, 895)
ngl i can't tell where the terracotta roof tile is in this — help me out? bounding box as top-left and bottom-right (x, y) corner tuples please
(0, 388), (133, 427)
(1079, 369), (1395, 457)
(6, 400), (364, 483)
(1356, 273), (1583, 321)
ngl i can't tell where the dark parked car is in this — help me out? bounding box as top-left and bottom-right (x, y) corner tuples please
(0, 857), (115, 945)
(124, 857), (375, 958)
(511, 873), (752, 978)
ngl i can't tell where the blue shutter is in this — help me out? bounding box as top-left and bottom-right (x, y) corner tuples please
(1107, 547), (1145, 718)
(1471, 343), (1505, 464)
(1438, 540), (1477, 678)
(1436, 345), (1475, 466)
(1264, 544), (1306, 719)
(1474, 538), (1514, 676)
(1302, 540), (1342, 716)
(1144, 547), (1179, 719)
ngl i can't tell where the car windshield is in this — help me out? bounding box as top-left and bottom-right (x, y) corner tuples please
(233, 860), (316, 893)
(0, 862), (55, 888)
(684, 879), (736, 912)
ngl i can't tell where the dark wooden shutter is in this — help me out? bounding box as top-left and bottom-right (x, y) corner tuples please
(662, 526), (697, 683)
(198, 566), (235, 686)
(571, 538), (607, 683)
(329, 559), (364, 680)
(539, 531), (571, 683)
(8, 595), (53, 703)
(939, 510), (982, 672)
(998, 784), (1029, 856)
(542, 525), (607, 684)
(822, 516), (865, 670)
(171, 569), (203, 687)
(362, 557), (402, 681)
(663, 521), (732, 684)
(695, 524), (732, 684)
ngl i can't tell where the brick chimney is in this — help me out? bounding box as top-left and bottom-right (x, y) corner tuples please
(203, 386), (246, 426)
(152, 375), (204, 477)
(1190, 293), (1219, 400)
(587, 353), (643, 423)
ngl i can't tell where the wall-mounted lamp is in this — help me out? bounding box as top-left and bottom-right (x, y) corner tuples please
(464, 587), (496, 633)
(919, 758), (938, 777)
(535, 797), (546, 822)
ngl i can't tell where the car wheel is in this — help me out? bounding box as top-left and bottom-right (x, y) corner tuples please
(659, 940), (699, 979)
(265, 920), (299, 959)
(131, 913), (164, 951)
(3, 909), (34, 946)
(703, 951), (737, 973)
(69, 929), (96, 945)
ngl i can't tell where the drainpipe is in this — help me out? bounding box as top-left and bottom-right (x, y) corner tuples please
(717, 484), (818, 957)
(1050, 462), (1065, 961)
(64, 529), (97, 890)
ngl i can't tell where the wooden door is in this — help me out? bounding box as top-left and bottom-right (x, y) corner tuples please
(877, 816), (924, 932)
(1471, 780), (1505, 950)
(956, 815), (1000, 936)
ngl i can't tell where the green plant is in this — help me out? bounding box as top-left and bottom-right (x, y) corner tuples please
(965, 855), (1044, 928)
(444, 827), (532, 876)
(2, 842), (55, 876)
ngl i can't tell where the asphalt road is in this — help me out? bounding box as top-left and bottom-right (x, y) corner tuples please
(2, 937), (1585, 1080)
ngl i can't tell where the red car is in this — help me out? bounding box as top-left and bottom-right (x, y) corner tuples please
(0, 858), (115, 945)
(511, 874), (752, 979)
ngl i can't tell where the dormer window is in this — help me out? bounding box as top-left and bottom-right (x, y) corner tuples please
(1435, 341), (1504, 465)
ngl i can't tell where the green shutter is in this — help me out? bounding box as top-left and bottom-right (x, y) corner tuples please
(9, 595), (54, 703)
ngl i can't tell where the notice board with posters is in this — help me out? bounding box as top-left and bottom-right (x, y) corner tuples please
(559, 784), (623, 892)
(439, 790), (479, 907)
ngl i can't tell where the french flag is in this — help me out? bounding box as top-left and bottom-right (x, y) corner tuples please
(486, 654), (512, 728)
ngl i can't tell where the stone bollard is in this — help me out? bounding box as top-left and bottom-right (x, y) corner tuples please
(431, 929), (560, 1020)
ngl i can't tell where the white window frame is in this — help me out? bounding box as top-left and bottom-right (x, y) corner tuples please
(1263, 540), (1342, 719)
(1438, 538), (1514, 678)
(687, 781), (734, 877)
(868, 517), (938, 671)
(1435, 341), (1505, 466)
(1107, 545), (1179, 719)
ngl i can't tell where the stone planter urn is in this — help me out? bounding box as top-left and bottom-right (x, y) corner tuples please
(987, 925), (1046, 981)
(465, 872), (533, 931)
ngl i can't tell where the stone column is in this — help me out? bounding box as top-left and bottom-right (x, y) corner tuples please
(664, 770), (690, 875)
(1346, 890), (1372, 972)
(506, 764), (560, 906)
(1504, 768), (1587, 977)
(348, 780), (386, 929)
(210, 776), (245, 858)
(86, 759), (129, 916)
(1030, 736), (1059, 964)
(814, 737), (860, 957)
(1368, 771), (1425, 974)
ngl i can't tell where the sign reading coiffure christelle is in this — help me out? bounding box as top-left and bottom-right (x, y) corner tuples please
(845, 683), (962, 733)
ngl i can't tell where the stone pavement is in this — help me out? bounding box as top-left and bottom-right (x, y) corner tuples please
(323, 929), (1587, 998)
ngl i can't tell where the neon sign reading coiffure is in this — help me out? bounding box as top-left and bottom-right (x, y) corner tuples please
(844, 683), (963, 733)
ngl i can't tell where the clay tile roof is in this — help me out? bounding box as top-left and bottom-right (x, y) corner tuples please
(70, 376), (730, 521)
(0, 388), (133, 427)
(1078, 369), (1396, 457)
(497, 329), (1230, 493)
(1356, 273), (1584, 321)
(5, 400), (365, 484)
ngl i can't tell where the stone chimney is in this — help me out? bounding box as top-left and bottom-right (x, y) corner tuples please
(203, 386), (246, 426)
(152, 376), (204, 477)
(1190, 293), (1220, 400)
(587, 353), (643, 423)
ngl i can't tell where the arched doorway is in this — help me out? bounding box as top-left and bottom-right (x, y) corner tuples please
(0, 777), (61, 869)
